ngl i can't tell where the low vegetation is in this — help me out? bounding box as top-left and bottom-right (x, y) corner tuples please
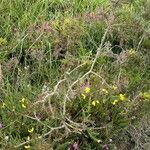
(0, 0), (150, 149)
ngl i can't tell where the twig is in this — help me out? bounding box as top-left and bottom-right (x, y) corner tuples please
(66, 62), (87, 75)
(63, 27), (110, 116)
(91, 71), (110, 87)
(34, 78), (66, 105)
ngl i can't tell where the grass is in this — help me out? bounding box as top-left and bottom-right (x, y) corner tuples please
(0, 0), (150, 149)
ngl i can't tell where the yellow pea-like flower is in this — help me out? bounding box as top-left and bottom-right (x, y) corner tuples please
(21, 103), (27, 108)
(27, 136), (30, 141)
(28, 127), (34, 133)
(22, 98), (25, 103)
(1, 102), (6, 108)
(112, 100), (118, 105)
(20, 98), (28, 108)
(129, 48), (136, 55)
(81, 93), (86, 99)
(97, 139), (102, 143)
(84, 87), (90, 94)
(102, 88), (108, 94)
(92, 100), (99, 106)
(24, 144), (30, 149)
(92, 101), (96, 106)
(112, 85), (117, 90)
(119, 94), (125, 101)
(12, 106), (15, 111)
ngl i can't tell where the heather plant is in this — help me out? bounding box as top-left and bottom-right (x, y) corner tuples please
(0, 0), (150, 149)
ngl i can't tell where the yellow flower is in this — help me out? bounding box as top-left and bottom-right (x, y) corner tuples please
(20, 98), (27, 103)
(84, 87), (90, 94)
(1, 102), (6, 108)
(91, 100), (99, 106)
(12, 106), (15, 111)
(28, 127), (34, 133)
(112, 100), (118, 105)
(97, 139), (102, 143)
(112, 85), (117, 90)
(27, 136), (30, 141)
(102, 88), (108, 94)
(21, 103), (27, 108)
(92, 101), (96, 106)
(24, 144), (30, 149)
(119, 94), (125, 101)
(81, 93), (86, 99)
(129, 48), (136, 55)
(20, 98), (28, 108)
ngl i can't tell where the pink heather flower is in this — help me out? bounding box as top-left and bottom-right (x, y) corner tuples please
(73, 142), (78, 150)
(80, 82), (90, 90)
(0, 122), (3, 129)
(102, 144), (109, 150)
(42, 22), (51, 32)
